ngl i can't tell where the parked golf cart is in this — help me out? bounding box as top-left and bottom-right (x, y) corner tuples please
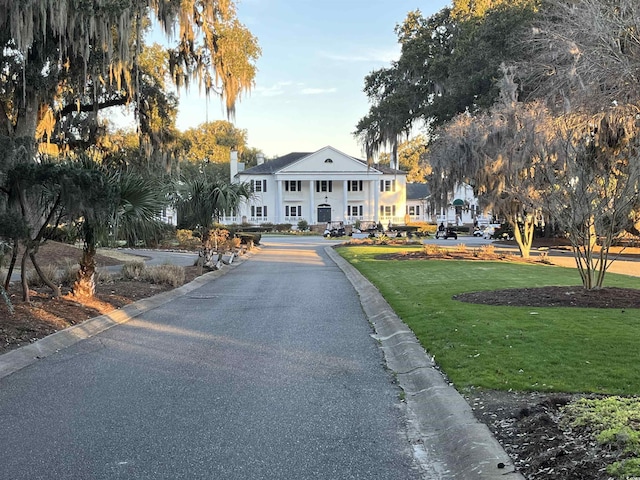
(324, 221), (346, 237)
(435, 227), (458, 240)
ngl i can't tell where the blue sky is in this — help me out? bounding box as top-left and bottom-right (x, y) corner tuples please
(173, 0), (452, 159)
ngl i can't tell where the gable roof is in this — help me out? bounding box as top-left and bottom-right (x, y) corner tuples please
(406, 182), (430, 200)
(237, 146), (405, 176)
(239, 152), (310, 175)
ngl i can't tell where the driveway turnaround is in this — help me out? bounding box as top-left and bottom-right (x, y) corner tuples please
(0, 237), (424, 479)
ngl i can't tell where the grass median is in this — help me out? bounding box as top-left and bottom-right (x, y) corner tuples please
(337, 244), (640, 395)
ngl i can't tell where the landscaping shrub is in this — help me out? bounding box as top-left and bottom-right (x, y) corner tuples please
(423, 244), (445, 255)
(454, 243), (468, 254)
(176, 229), (201, 249)
(210, 228), (230, 250)
(143, 264), (185, 287)
(26, 264), (60, 286)
(227, 237), (242, 251)
(297, 219), (309, 231)
(275, 223), (292, 232)
(120, 261), (185, 287)
(121, 261), (145, 280)
(473, 244), (496, 258)
(95, 268), (114, 285)
(343, 237), (375, 246)
(60, 260), (80, 285)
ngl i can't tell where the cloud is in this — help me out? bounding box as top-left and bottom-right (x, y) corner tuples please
(253, 81), (337, 97)
(301, 87), (337, 95)
(318, 46), (400, 64)
(253, 81), (293, 97)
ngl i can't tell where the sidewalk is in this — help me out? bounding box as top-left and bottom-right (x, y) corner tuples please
(547, 252), (640, 277)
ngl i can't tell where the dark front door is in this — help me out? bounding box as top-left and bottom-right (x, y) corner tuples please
(317, 206), (331, 223)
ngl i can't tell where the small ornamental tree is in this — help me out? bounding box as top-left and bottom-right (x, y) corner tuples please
(178, 177), (252, 268)
(528, 107), (640, 289)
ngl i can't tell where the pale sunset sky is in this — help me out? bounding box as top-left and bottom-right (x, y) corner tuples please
(140, 1), (452, 159)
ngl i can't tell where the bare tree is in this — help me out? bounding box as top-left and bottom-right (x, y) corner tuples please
(528, 106), (640, 288)
(513, 0), (640, 287)
(522, 0), (640, 111)
(428, 70), (544, 258)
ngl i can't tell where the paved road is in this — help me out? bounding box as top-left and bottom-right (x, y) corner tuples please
(0, 237), (424, 479)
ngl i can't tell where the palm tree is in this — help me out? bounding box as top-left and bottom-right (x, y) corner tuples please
(70, 166), (168, 298)
(56, 160), (119, 298)
(178, 177), (252, 268)
(112, 173), (171, 248)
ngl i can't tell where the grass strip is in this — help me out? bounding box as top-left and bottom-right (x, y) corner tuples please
(338, 244), (640, 395)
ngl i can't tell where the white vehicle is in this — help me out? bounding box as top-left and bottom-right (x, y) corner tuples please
(482, 226), (496, 239)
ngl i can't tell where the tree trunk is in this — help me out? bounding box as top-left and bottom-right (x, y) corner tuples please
(198, 229), (217, 270)
(72, 243), (97, 298)
(511, 215), (535, 258)
(570, 220), (603, 290)
(29, 251), (61, 298)
(14, 87), (41, 140)
(20, 250), (30, 302)
(3, 239), (19, 291)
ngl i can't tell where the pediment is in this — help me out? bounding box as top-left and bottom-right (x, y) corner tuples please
(277, 146), (378, 174)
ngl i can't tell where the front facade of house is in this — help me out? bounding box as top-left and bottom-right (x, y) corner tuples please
(405, 182), (491, 227)
(226, 146), (407, 227)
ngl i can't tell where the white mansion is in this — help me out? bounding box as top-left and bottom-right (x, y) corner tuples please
(226, 145), (483, 228)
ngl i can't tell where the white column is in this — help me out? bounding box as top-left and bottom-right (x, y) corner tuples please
(308, 180), (315, 224)
(343, 180), (348, 223)
(276, 180), (283, 223)
(372, 179), (380, 222)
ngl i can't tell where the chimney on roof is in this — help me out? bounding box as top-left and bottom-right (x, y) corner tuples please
(230, 150), (238, 182)
(257, 153), (265, 165)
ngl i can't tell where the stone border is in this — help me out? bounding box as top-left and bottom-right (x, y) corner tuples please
(325, 246), (524, 480)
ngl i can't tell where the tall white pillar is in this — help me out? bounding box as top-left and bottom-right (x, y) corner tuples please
(372, 179), (380, 222)
(276, 180), (283, 223)
(342, 180), (348, 222)
(308, 180), (315, 224)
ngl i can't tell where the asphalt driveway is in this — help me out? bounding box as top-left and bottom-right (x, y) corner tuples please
(0, 237), (423, 479)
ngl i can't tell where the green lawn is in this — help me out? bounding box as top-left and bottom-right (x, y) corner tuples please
(338, 245), (640, 395)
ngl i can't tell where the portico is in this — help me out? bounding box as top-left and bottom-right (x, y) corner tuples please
(228, 146), (406, 227)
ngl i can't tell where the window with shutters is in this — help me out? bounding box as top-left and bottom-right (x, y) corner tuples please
(315, 180), (332, 193)
(380, 179), (396, 192)
(347, 180), (363, 192)
(285, 180), (301, 192)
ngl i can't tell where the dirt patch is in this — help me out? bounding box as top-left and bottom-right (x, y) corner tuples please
(464, 389), (621, 480)
(455, 286), (640, 309)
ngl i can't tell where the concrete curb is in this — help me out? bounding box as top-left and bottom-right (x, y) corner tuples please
(326, 246), (524, 480)
(0, 250), (256, 380)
